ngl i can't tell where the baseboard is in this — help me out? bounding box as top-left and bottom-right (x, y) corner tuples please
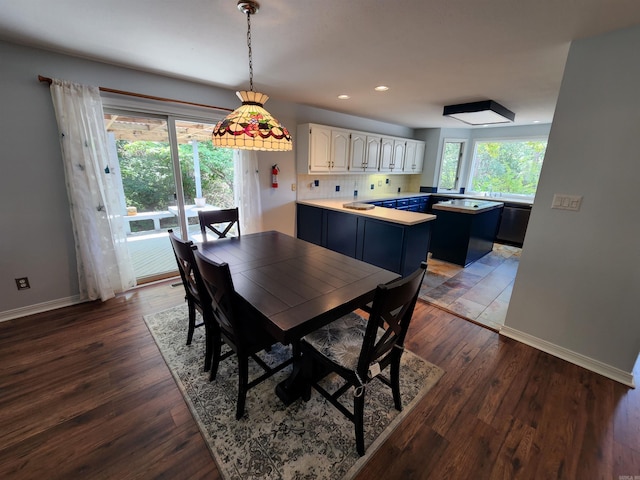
(500, 326), (635, 388)
(0, 295), (84, 323)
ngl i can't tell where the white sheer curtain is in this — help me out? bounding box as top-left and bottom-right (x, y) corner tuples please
(233, 150), (263, 234)
(49, 79), (136, 301)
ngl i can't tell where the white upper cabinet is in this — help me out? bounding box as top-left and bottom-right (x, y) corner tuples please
(350, 132), (380, 172)
(403, 140), (425, 174)
(393, 139), (407, 172)
(330, 128), (350, 171)
(298, 124), (350, 173)
(297, 123), (424, 175)
(364, 134), (382, 172)
(349, 132), (366, 171)
(380, 137), (407, 173)
(309, 125), (331, 172)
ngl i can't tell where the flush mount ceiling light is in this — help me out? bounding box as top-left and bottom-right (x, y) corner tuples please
(443, 100), (515, 126)
(374, 85), (389, 92)
(212, 0), (292, 151)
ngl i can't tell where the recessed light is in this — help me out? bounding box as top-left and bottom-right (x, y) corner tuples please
(374, 85), (389, 92)
(337, 94), (350, 100)
(533, 120), (540, 123)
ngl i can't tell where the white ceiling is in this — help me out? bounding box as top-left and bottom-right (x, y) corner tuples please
(2, 0), (640, 129)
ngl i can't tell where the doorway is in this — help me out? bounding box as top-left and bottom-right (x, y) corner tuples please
(104, 112), (234, 282)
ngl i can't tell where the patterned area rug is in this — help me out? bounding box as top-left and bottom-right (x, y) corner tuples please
(144, 305), (444, 480)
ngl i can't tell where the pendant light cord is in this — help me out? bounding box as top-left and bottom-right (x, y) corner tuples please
(247, 10), (254, 92)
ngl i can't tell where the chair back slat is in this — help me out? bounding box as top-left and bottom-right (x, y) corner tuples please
(357, 262), (426, 375)
(198, 208), (241, 240)
(193, 249), (241, 346)
(168, 230), (208, 304)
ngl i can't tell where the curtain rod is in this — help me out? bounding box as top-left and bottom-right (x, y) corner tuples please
(38, 75), (233, 112)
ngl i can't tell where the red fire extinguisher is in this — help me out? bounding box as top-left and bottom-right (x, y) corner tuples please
(271, 164), (280, 188)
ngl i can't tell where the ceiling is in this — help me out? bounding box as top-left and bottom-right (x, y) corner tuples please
(2, 0), (640, 129)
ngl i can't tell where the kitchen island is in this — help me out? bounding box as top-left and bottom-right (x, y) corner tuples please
(429, 199), (504, 266)
(296, 198), (436, 276)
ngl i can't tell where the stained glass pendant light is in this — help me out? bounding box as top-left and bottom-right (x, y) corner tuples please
(213, 1), (292, 151)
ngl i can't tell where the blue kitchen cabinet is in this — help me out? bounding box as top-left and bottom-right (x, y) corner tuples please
(325, 209), (359, 257)
(296, 203), (432, 277)
(296, 204), (324, 246)
(429, 206), (502, 266)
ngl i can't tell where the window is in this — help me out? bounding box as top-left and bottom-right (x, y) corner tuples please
(467, 138), (547, 198)
(104, 111), (233, 281)
(438, 140), (465, 191)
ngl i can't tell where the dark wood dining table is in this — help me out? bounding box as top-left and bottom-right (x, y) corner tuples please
(197, 230), (400, 404)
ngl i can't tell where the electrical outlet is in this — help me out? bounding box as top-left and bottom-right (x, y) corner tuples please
(15, 277), (30, 290)
(291, 183), (296, 191)
(378, 180), (382, 187)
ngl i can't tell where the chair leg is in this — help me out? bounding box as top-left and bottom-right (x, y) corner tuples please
(390, 352), (403, 411)
(203, 322), (212, 372)
(236, 355), (249, 420)
(209, 327), (222, 381)
(354, 388), (366, 456)
(301, 351), (312, 402)
(186, 299), (196, 345)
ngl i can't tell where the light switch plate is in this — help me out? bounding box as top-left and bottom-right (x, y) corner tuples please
(552, 194), (582, 211)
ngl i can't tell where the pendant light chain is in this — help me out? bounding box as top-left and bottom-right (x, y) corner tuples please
(247, 10), (253, 92)
(212, 0), (292, 151)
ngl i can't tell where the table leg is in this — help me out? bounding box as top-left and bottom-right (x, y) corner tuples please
(275, 340), (305, 405)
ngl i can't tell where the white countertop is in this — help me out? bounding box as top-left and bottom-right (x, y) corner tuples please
(432, 198), (504, 214)
(297, 198), (436, 226)
(432, 192), (533, 206)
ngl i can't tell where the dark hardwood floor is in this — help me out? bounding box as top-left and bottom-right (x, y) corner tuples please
(1, 280), (638, 479)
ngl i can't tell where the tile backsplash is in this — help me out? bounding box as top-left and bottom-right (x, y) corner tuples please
(297, 174), (422, 200)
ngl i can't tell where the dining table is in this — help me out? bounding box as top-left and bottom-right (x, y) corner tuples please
(196, 230), (400, 404)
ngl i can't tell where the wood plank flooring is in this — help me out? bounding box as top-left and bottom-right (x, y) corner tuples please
(0, 280), (638, 479)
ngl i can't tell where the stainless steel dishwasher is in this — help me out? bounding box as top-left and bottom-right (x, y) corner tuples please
(496, 205), (531, 246)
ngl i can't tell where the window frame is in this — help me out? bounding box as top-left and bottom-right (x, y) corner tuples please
(437, 138), (467, 193)
(464, 135), (548, 200)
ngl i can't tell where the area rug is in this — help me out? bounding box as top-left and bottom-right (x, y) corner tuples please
(144, 305), (444, 480)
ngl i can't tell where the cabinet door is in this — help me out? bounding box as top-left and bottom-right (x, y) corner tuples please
(309, 125), (332, 172)
(379, 137), (395, 172)
(326, 210), (358, 257)
(361, 219), (404, 274)
(364, 135), (381, 171)
(392, 139), (406, 172)
(331, 129), (350, 172)
(379, 138), (407, 172)
(413, 141), (425, 173)
(403, 140), (425, 174)
(296, 204), (324, 246)
(349, 132), (367, 171)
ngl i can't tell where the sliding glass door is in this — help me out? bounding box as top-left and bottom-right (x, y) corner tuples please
(103, 112), (233, 282)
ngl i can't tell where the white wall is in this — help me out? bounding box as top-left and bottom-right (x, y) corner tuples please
(503, 26), (640, 385)
(0, 40), (412, 315)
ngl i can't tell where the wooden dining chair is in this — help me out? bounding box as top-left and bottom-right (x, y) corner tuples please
(193, 249), (293, 420)
(198, 208), (241, 241)
(168, 229), (216, 372)
(300, 262), (427, 456)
